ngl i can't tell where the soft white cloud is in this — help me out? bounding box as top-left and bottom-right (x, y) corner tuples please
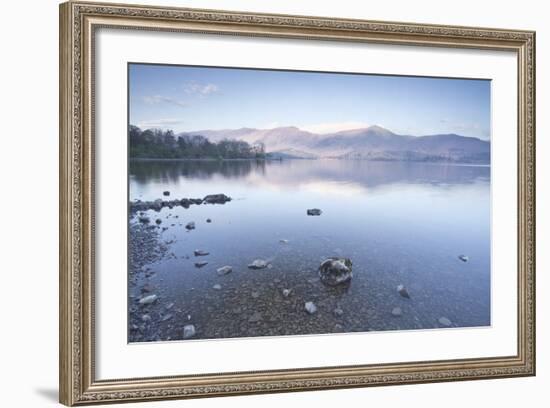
(143, 95), (188, 108)
(137, 118), (185, 129)
(183, 81), (220, 96)
(299, 121), (370, 134)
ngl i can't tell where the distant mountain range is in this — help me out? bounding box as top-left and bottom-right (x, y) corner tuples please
(177, 125), (490, 163)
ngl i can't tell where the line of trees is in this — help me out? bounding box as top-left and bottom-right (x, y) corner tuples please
(129, 125), (266, 159)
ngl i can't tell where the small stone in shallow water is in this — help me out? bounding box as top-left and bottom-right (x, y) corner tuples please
(194, 249), (209, 257)
(248, 312), (262, 323)
(141, 283), (154, 293)
(141, 314), (151, 322)
(165, 302), (174, 310)
(161, 313), (173, 322)
(397, 284), (410, 299)
(216, 265), (232, 275)
(391, 307), (402, 317)
(183, 324), (196, 339)
(138, 294), (158, 305)
(206, 218), (212, 223)
(282, 289), (292, 298)
(307, 208), (322, 216)
(458, 254), (469, 262)
(138, 216), (150, 224)
(163, 191), (170, 196)
(194, 261), (208, 268)
(438, 317), (452, 327)
(251, 291), (260, 299)
(279, 239), (289, 244)
(333, 307), (344, 317)
(155, 218), (162, 225)
(186, 222), (196, 230)
(212, 284), (222, 290)
(248, 259), (269, 270)
(305, 301), (317, 314)
(203, 194), (231, 204)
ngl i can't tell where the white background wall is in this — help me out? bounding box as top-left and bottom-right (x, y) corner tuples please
(0, 0), (546, 407)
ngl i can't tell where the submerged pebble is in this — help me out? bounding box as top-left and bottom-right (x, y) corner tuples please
(248, 259), (269, 270)
(138, 216), (150, 224)
(183, 324), (196, 339)
(216, 265), (232, 275)
(305, 301), (317, 314)
(138, 294), (158, 305)
(397, 284), (410, 299)
(248, 312), (262, 323)
(194, 261), (208, 268)
(333, 307), (344, 317)
(161, 313), (173, 322)
(438, 317), (452, 327)
(391, 307), (402, 317)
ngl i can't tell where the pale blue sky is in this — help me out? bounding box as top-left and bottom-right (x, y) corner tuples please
(129, 63), (491, 139)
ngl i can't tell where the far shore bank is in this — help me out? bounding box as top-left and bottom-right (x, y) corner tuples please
(129, 157), (490, 166)
(129, 157), (281, 162)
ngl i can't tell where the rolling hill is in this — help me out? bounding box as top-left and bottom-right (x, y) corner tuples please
(177, 125), (490, 163)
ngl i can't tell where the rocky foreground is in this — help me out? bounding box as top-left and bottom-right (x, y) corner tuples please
(128, 196), (468, 342)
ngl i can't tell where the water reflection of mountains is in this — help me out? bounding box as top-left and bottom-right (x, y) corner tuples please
(130, 159), (490, 189)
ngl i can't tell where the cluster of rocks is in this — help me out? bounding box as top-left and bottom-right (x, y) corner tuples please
(134, 289), (199, 340)
(131, 193), (231, 213)
(391, 283), (453, 328)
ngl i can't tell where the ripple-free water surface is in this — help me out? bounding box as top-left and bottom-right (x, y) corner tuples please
(128, 159), (490, 342)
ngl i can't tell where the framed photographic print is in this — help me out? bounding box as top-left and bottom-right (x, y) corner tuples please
(59, 1), (536, 405)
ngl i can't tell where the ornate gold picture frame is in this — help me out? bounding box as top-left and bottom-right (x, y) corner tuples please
(59, 1), (535, 405)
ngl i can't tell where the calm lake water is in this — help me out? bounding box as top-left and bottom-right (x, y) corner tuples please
(128, 159), (491, 342)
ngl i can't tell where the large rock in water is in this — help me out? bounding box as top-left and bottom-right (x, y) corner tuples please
(319, 257), (353, 286)
(203, 194), (231, 204)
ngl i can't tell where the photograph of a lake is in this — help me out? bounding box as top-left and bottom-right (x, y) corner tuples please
(128, 159), (491, 342)
(128, 62), (492, 342)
